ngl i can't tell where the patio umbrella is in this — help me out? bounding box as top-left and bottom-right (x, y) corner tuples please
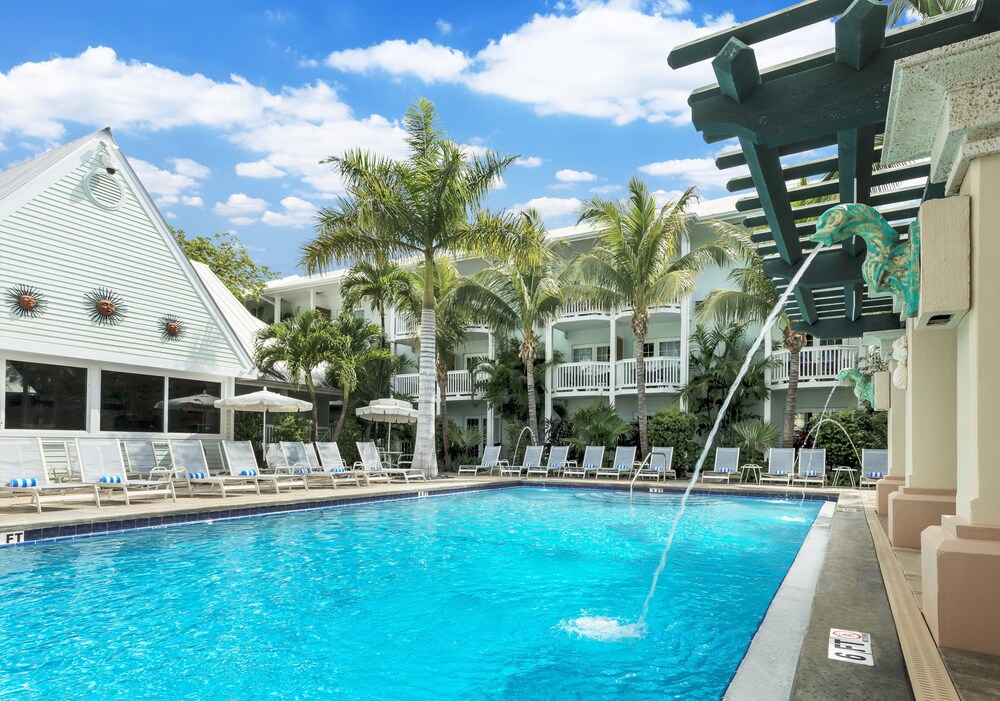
(155, 392), (220, 409)
(355, 398), (417, 450)
(214, 388), (312, 447)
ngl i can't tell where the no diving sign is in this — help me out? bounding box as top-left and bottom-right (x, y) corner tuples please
(828, 628), (874, 666)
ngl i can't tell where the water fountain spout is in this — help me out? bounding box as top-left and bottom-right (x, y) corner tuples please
(510, 426), (533, 467)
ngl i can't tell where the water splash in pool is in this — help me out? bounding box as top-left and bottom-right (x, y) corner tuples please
(568, 244), (827, 640)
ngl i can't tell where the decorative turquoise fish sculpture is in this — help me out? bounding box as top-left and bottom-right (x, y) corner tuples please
(838, 368), (875, 407)
(811, 203), (921, 317)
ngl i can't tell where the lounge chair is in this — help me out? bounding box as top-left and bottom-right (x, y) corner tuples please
(264, 443), (287, 470)
(356, 442), (426, 483)
(122, 440), (171, 480)
(457, 445), (503, 476)
(313, 442), (363, 487)
(859, 449), (889, 488)
(793, 448), (827, 487)
(760, 448), (795, 485)
(527, 445), (570, 477)
(595, 446), (637, 480)
(701, 448), (741, 483)
(636, 447), (675, 481)
(223, 441), (309, 493)
(562, 445), (605, 478)
(77, 438), (176, 504)
(0, 437), (102, 513)
(168, 439), (261, 498)
(500, 445), (543, 477)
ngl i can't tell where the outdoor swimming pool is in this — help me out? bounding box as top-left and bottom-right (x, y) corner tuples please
(0, 488), (823, 700)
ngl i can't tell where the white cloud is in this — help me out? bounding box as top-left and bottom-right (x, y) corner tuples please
(229, 216), (257, 226)
(261, 196), (317, 228)
(652, 0), (691, 15)
(436, 18), (453, 34)
(169, 157), (210, 179)
(651, 188), (686, 207)
(236, 160), (287, 178)
(325, 39), (471, 83)
(130, 157), (206, 208)
(510, 196), (582, 220)
(298, 58), (319, 68)
(555, 168), (597, 183)
(492, 176), (507, 191)
(638, 156), (748, 191)
(181, 195), (203, 207)
(165, 211), (177, 220)
(214, 193), (269, 218)
(515, 156), (543, 168)
(590, 183), (622, 194)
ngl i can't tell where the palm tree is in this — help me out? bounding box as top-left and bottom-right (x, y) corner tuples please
(697, 241), (807, 447)
(458, 210), (563, 444)
(398, 257), (475, 469)
(567, 178), (738, 457)
(254, 309), (334, 443)
(302, 99), (527, 476)
(325, 312), (397, 441)
(886, 0), (974, 26)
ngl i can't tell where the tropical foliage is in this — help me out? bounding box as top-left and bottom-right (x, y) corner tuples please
(567, 401), (629, 454)
(732, 419), (781, 464)
(474, 337), (560, 443)
(886, 0), (974, 26)
(173, 228), (278, 302)
(302, 98), (528, 476)
(798, 409), (887, 469)
(647, 408), (701, 473)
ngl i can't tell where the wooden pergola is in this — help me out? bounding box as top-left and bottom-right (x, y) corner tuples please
(669, 0), (999, 338)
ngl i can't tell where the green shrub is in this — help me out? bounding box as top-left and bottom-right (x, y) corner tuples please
(732, 419), (780, 465)
(647, 409), (701, 472)
(799, 409), (887, 469)
(568, 401), (629, 454)
(337, 418), (364, 466)
(271, 414), (312, 443)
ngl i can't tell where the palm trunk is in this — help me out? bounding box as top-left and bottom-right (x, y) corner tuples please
(411, 258), (438, 478)
(332, 388), (349, 442)
(783, 345), (801, 448)
(306, 377), (319, 444)
(634, 331), (649, 457)
(437, 361), (452, 468)
(524, 353), (538, 445)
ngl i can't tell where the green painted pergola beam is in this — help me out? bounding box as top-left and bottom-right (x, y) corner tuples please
(783, 313), (902, 337)
(763, 249), (866, 288)
(742, 184), (924, 228)
(740, 138), (802, 264)
(845, 282), (864, 321)
(716, 135), (836, 170)
(712, 38), (761, 103)
(750, 219), (909, 244)
(835, 0), (888, 71)
(728, 149), (928, 193)
(667, 0), (854, 69)
(794, 287), (819, 325)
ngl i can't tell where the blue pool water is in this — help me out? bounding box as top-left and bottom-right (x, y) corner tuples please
(0, 488), (822, 700)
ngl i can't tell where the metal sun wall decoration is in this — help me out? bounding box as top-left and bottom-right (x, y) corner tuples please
(5, 283), (47, 318)
(159, 314), (185, 341)
(85, 287), (127, 326)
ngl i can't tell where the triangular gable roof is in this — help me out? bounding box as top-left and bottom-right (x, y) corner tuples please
(0, 129), (255, 376)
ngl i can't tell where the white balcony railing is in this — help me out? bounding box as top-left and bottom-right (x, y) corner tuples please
(553, 362), (611, 393)
(391, 370), (482, 398)
(393, 373), (419, 397)
(770, 345), (858, 385)
(393, 311), (418, 338)
(558, 301), (608, 318)
(616, 357), (682, 390)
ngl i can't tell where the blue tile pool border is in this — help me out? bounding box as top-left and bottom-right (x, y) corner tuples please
(1, 480), (838, 548)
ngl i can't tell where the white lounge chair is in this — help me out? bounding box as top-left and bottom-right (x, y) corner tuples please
(527, 446), (569, 477)
(859, 449), (889, 488)
(701, 447), (741, 483)
(313, 442), (363, 487)
(457, 445), (503, 476)
(77, 438), (176, 504)
(793, 448), (827, 487)
(595, 446), (637, 480)
(168, 439), (261, 498)
(122, 440), (170, 480)
(0, 437), (102, 513)
(562, 445), (605, 478)
(636, 447), (675, 481)
(760, 448), (795, 485)
(264, 443), (287, 470)
(501, 445), (543, 476)
(356, 442), (426, 483)
(223, 441), (309, 493)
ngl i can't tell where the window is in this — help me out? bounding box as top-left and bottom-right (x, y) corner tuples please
(572, 347), (593, 363)
(596, 346), (610, 363)
(465, 355), (487, 372)
(644, 339), (680, 358)
(101, 371), (164, 432)
(4, 360), (87, 430)
(820, 338), (845, 346)
(167, 378), (221, 434)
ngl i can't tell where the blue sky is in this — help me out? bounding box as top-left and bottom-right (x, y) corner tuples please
(0, 0), (838, 275)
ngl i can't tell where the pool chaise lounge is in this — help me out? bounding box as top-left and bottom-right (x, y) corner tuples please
(77, 438), (177, 504)
(0, 436), (102, 513)
(595, 446), (637, 480)
(168, 439), (262, 498)
(635, 447), (675, 481)
(356, 442), (426, 483)
(859, 449), (889, 487)
(526, 445), (570, 477)
(222, 441), (310, 493)
(279, 441), (348, 489)
(312, 442), (365, 487)
(760, 448), (794, 485)
(561, 445), (605, 479)
(701, 448), (741, 484)
(792, 449), (827, 487)
(457, 445), (504, 476)
(501, 445), (543, 477)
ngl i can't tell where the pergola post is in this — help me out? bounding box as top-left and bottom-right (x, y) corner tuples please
(875, 360), (906, 515)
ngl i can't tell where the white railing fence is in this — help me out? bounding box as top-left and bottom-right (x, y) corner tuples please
(393, 311), (418, 338)
(552, 362), (611, 392)
(391, 371), (484, 398)
(558, 301), (607, 317)
(770, 345), (858, 384)
(615, 357), (682, 389)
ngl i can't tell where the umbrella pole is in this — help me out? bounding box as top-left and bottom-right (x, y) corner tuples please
(262, 410), (267, 454)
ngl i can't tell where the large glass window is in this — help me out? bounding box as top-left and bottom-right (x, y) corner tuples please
(101, 371), (164, 432)
(572, 347), (593, 363)
(4, 360), (87, 430)
(167, 378), (221, 434)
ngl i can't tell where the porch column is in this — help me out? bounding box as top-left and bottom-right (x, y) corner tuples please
(273, 295), (282, 323)
(679, 232), (691, 412)
(308, 289), (316, 311)
(887, 320), (957, 548)
(762, 333), (772, 424)
(608, 316), (616, 408)
(486, 332), (496, 446)
(876, 359), (906, 515)
(544, 321), (553, 423)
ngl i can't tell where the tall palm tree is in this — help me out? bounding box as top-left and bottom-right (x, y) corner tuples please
(567, 178), (738, 457)
(886, 0), (974, 26)
(324, 312), (397, 442)
(301, 99), (527, 476)
(458, 210), (563, 444)
(697, 238), (807, 447)
(398, 258), (475, 469)
(254, 309), (335, 443)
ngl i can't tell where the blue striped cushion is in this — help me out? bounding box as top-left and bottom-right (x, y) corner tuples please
(720, 467), (735, 473)
(804, 470), (820, 477)
(370, 465), (383, 471)
(332, 467), (346, 473)
(99, 475), (123, 484)
(867, 471), (884, 479)
(616, 464), (628, 470)
(186, 471), (206, 479)
(584, 464), (597, 469)
(8, 478), (37, 488)
(772, 469), (788, 475)
(549, 463), (560, 468)
(293, 467), (311, 474)
(240, 469), (258, 477)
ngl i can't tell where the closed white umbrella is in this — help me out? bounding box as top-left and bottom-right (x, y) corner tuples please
(214, 388), (313, 447)
(355, 398), (417, 451)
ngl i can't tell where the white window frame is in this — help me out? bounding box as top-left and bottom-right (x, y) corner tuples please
(642, 337), (681, 358)
(571, 344), (610, 363)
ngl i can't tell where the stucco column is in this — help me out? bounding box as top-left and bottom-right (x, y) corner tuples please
(273, 295), (282, 323)
(887, 319), (957, 548)
(608, 316), (616, 408)
(876, 359), (906, 514)
(486, 332), (496, 447)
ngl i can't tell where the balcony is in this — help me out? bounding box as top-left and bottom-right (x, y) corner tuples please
(557, 301), (609, 320)
(393, 311), (418, 339)
(770, 345), (858, 386)
(616, 356), (682, 390)
(391, 370), (482, 399)
(553, 362), (611, 393)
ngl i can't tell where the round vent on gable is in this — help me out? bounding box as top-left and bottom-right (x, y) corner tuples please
(85, 170), (125, 210)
